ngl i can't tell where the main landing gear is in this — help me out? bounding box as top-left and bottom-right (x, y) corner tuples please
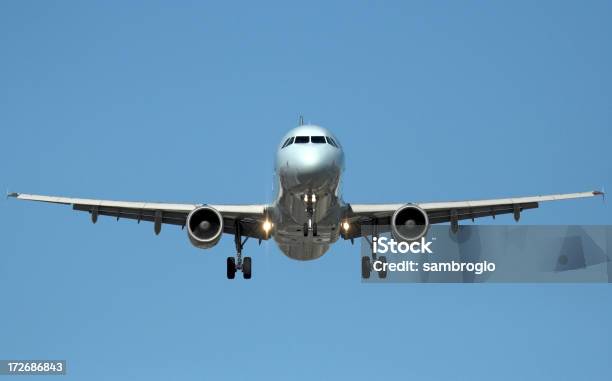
(361, 224), (387, 280)
(303, 192), (318, 237)
(227, 222), (252, 280)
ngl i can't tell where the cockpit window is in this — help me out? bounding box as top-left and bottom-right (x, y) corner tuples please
(326, 136), (338, 148)
(285, 136), (338, 146)
(281, 137), (294, 148)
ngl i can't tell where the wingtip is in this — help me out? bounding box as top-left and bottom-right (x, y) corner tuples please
(7, 191), (19, 199)
(593, 188), (605, 203)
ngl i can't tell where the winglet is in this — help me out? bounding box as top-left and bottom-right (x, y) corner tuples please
(594, 187), (605, 203)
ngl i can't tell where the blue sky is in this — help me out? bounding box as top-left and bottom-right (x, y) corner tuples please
(1, 1), (611, 379)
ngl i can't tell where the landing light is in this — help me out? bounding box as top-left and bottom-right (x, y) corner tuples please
(342, 221), (350, 231)
(263, 220), (273, 233)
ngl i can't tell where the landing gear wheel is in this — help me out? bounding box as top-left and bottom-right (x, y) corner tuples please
(361, 256), (371, 279)
(312, 223), (318, 236)
(242, 257), (252, 279)
(377, 256), (387, 279)
(303, 222), (308, 237)
(226, 257), (236, 279)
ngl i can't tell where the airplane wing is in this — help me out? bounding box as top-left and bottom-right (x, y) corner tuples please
(8, 192), (269, 240)
(342, 190), (603, 240)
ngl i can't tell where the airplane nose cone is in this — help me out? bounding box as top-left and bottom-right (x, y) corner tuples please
(297, 150), (327, 175)
(285, 148), (340, 191)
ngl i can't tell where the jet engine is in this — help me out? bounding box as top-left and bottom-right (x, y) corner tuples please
(186, 206), (224, 249)
(391, 204), (430, 241)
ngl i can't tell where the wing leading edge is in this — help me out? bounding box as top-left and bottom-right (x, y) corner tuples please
(8, 192), (269, 240)
(343, 190), (603, 240)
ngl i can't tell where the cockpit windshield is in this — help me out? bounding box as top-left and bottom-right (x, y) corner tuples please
(281, 135), (339, 148)
(326, 137), (339, 148)
(281, 137), (294, 148)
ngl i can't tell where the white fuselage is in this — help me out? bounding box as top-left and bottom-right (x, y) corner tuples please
(272, 125), (346, 260)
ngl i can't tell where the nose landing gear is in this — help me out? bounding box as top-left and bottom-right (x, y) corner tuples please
(303, 192), (318, 237)
(303, 219), (318, 237)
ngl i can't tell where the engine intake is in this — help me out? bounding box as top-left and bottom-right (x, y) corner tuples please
(391, 204), (429, 241)
(186, 206), (224, 249)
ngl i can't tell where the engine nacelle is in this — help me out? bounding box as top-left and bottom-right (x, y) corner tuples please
(391, 204), (430, 242)
(186, 206), (224, 249)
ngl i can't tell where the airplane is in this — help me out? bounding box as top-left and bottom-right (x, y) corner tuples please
(8, 120), (604, 279)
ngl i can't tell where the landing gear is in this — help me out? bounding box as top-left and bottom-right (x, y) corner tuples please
(242, 257), (252, 279)
(361, 222), (387, 279)
(361, 255), (387, 279)
(227, 255), (252, 280)
(303, 219), (318, 237)
(361, 256), (371, 279)
(227, 221), (252, 280)
(303, 192), (318, 237)
(377, 256), (387, 279)
(227, 257), (236, 279)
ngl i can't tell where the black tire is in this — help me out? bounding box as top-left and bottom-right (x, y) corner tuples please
(226, 257), (236, 279)
(361, 256), (371, 279)
(313, 223), (318, 236)
(378, 256), (387, 279)
(303, 222), (308, 237)
(242, 257), (252, 279)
